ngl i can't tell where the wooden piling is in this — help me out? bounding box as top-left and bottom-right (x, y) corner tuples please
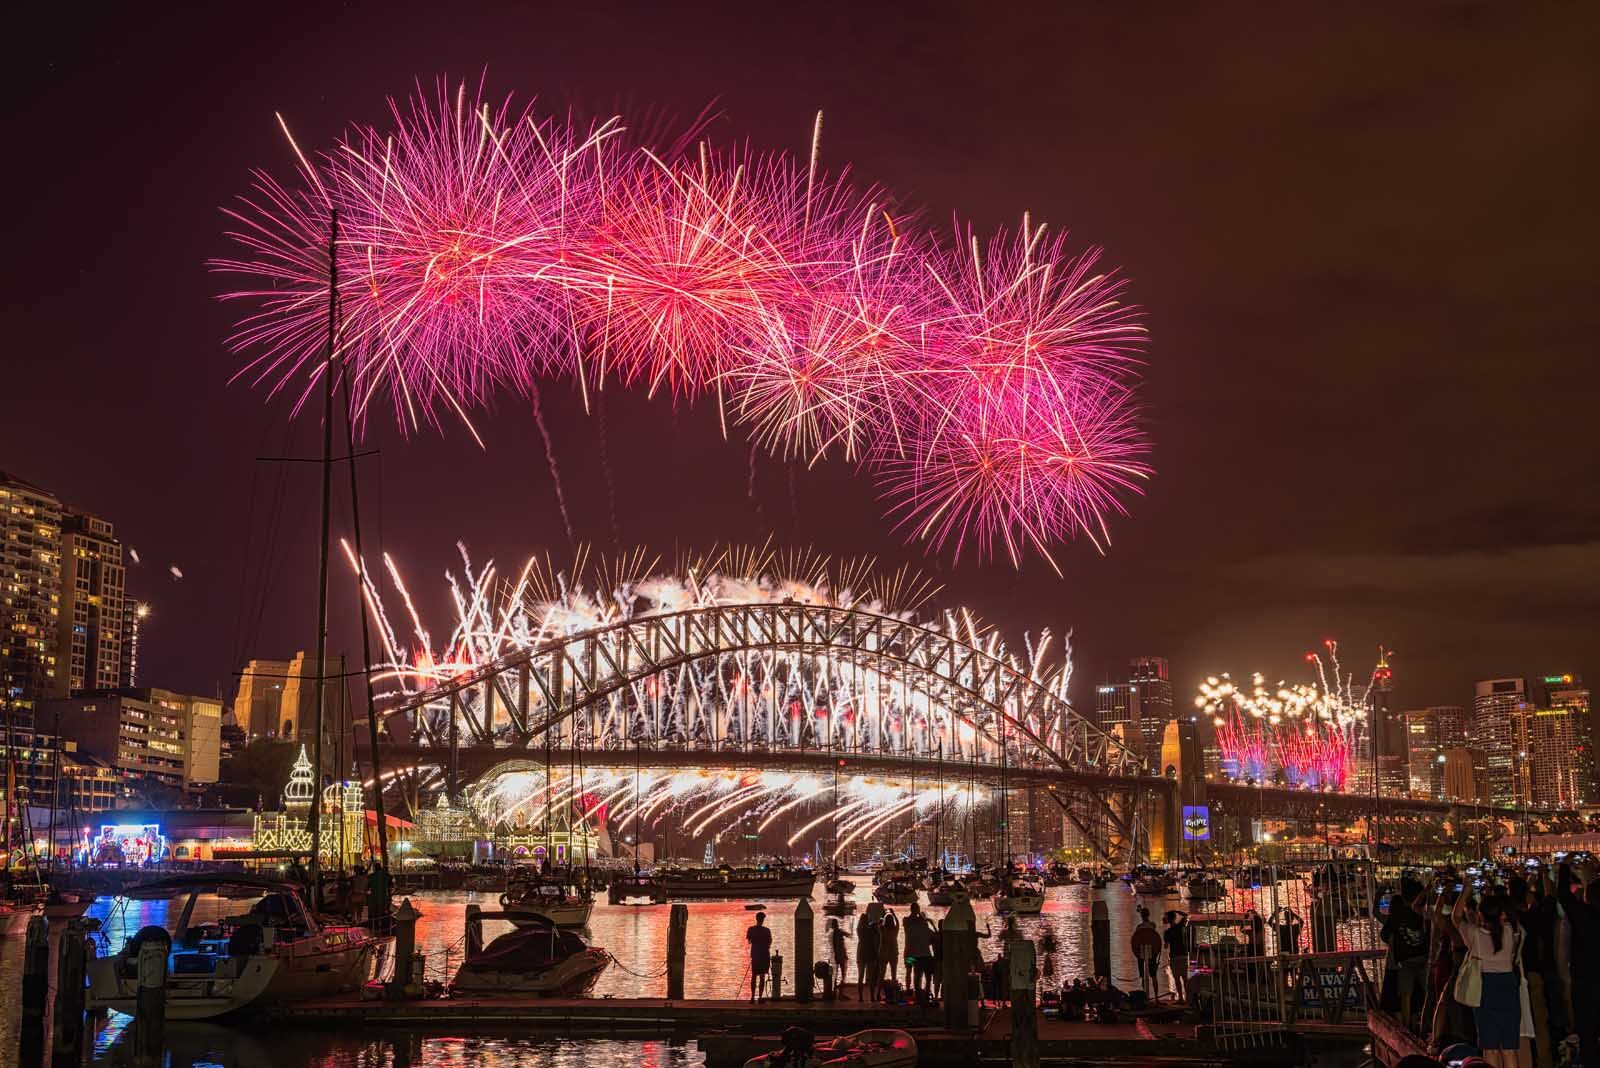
(52, 920), (88, 1068)
(1091, 899), (1111, 979)
(1009, 939), (1039, 1068)
(388, 898), (420, 998)
(19, 915), (49, 1067)
(793, 898), (813, 1003)
(666, 903), (688, 1000)
(464, 903), (483, 961)
(133, 938), (167, 1066)
(940, 904), (973, 1029)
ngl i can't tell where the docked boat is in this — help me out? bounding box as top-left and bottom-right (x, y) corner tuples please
(822, 893), (857, 915)
(44, 889), (95, 921)
(1134, 873), (1178, 896)
(451, 912), (610, 997)
(0, 900), (42, 935)
(86, 873), (387, 1019)
(607, 872), (666, 905)
(501, 880), (595, 928)
(824, 868), (856, 895)
(873, 878), (917, 906)
(994, 877), (1045, 916)
(743, 1028), (917, 1068)
(656, 864), (815, 900)
(1185, 872), (1227, 902)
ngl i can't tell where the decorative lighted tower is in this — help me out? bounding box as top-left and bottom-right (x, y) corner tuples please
(254, 746), (318, 860)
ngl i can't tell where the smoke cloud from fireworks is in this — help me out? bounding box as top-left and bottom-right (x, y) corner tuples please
(218, 80), (1152, 568)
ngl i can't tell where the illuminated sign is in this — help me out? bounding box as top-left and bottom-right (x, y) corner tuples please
(1542, 674), (1574, 685)
(1182, 805), (1211, 841)
(96, 823), (164, 865)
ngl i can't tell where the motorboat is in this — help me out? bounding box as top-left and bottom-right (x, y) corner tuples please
(1131, 866), (1178, 896)
(994, 877), (1045, 916)
(656, 864), (816, 900)
(1185, 872), (1227, 902)
(607, 872), (666, 905)
(501, 880), (595, 928)
(924, 881), (956, 907)
(824, 869), (856, 895)
(450, 912), (610, 997)
(873, 878), (917, 906)
(86, 873), (388, 1019)
(1042, 864), (1074, 888)
(743, 1028), (917, 1068)
(1077, 867), (1095, 884)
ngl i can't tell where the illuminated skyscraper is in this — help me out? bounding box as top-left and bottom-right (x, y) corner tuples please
(1128, 656), (1175, 755)
(1534, 673), (1592, 804)
(1474, 678), (1527, 808)
(1370, 647), (1408, 796)
(1404, 708), (1444, 800)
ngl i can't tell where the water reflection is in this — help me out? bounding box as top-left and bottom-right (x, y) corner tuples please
(0, 876), (1363, 1066)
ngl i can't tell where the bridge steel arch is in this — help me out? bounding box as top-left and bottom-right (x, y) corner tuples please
(375, 601), (1173, 861)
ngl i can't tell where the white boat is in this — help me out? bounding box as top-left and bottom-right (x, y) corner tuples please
(87, 873), (389, 1019)
(451, 912), (610, 997)
(501, 882), (595, 928)
(994, 878), (1045, 915)
(743, 1029), (917, 1068)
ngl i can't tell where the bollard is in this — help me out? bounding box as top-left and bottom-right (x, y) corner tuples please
(53, 919), (88, 1068)
(464, 903), (483, 961)
(1091, 899), (1110, 980)
(940, 901), (974, 1029)
(388, 898), (420, 998)
(1010, 939), (1039, 1068)
(771, 952), (784, 1001)
(133, 938), (167, 1066)
(19, 916), (49, 1067)
(793, 897), (814, 1002)
(666, 903), (688, 1000)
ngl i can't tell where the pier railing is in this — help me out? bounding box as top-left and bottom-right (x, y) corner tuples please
(1207, 948), (1386, 1051)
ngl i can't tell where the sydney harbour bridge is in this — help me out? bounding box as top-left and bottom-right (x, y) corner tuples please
(357, 598), (1462, 864)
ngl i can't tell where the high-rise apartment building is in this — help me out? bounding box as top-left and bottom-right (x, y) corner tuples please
(1431, 705), (1470, 750)
(41, 686), (223, 795)
(1474, 678), (1527, 808)
(1442, 746), (1487, 803)
(1404, 708), (1444, 800)
(1093, 682), (1144, 758)
(1517, 705), (1588, 808)
(0, 472), (62, 723)
(55, 509), (125, 696)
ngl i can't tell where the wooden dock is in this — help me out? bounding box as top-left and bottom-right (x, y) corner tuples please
(266, 993), (936, 1035)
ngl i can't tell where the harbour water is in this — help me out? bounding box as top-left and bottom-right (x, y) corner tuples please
(0, 878), (1346, 1066)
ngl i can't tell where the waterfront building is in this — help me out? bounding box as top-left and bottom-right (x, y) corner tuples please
(1404, 708), (1444, 801)
(0, 471), (61, 723)
(55, 508), (125, 696)
(41, 686), (223, 796)
(1474, 678), (1527, 808)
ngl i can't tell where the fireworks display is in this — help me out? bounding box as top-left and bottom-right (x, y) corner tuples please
(1195, 640), (1374, 790)
(217, 80), (1151, 567)
(346, 542), (1071, 846)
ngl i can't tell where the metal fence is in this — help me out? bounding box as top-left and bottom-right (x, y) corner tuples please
(1186, 858), (1385, 1049)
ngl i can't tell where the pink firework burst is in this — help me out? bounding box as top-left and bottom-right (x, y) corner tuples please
(878, 223), (1150, 567)
(724, 197), (928, 464)
(215, 83), (1155, 568)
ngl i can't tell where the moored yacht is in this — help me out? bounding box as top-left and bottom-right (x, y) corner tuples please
(86, 873), (388, 1019)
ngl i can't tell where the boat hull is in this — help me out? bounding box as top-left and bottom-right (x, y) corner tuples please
(451, 948), (610, 997)
(0, 905), (40, 935)
(88, 957), (282, 1020)
(658, 874), (816, 899)
(505, 900), (594, 928)
(995, 893), (1045, 915)
(743, 1029), (917, 1068)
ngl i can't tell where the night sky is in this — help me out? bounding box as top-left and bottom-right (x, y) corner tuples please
(4, 3), (1595, 711)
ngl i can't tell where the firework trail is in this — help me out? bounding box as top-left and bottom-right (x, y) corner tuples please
(527, 380), (575, 549)
(217, 79), (1151, 568)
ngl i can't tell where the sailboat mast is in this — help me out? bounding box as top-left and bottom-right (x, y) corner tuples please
(340, 367), (389, 869)
(308, 209), (339, 886)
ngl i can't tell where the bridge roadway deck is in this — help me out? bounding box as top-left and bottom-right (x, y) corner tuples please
(358, 740), (1171, 794)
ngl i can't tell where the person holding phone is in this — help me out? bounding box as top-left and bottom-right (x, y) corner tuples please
(1452, 887), (1525, 1068)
